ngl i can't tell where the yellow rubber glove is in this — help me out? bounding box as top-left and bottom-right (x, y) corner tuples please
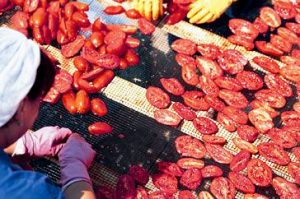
(187, 0), (237, 24)
(132, 0), (164, 21)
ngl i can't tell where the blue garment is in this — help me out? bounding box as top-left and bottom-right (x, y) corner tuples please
(0, 150), (65, 199)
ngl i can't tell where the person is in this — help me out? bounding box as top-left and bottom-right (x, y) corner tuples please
(133, 0), (237, 24)
(0, 27), (96, 199)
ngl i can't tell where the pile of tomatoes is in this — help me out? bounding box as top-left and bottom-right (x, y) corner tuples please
(228, 1), (300, 82)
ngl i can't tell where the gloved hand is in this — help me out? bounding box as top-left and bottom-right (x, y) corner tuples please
(132, 0), (163, 21)
(187, 0), (237, 24)
(58, 133), (96, 189)
(13, 126), (72, 157)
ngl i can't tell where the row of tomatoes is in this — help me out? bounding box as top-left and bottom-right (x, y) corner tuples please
(95, 134), (300, 199)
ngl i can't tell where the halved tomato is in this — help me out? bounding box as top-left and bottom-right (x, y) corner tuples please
(255, 89), (286, 108)
(205, 143), (233, 164)
(253, 17), (269, 34)
(171, 39), (197, 56)
(175, 54), (196, 68)
(172, 102), (197, 121)
(196, 44), (221, 60)
(281, 111), (300, 126)
(232, 137), (258, 154)
(252, 56), (280, 74)
(175, 135), (206, 159)
(272, 177), (300, 199)
(198, 75), (219, 97)
(177, 158), (205, 170)
(128, 165), (149, 185)
(178, 190), (196, 199)
(228, 172), (255, 194)
(247, 159), (272, 187)
(258, 142), (290, 165)
(193, 117), (218, 135)
(181, 65), (199, 86)
(210, 177), (236, 199)
(280, 64), (300, 82)
(274, 1), (296, 19)
(286, 22), (300, 35)
(267, 128), (297, 149)
(222, 106), (248, 125)
(237, 125), (259, 143)
(259, 7), (281, 28)
(277, 27), (300, 45)
(160, 78), (185, 96)
(293, 147), (300, 162)
(217, 112), (237, 132)
(154, 109), (182, 126)
(218, 89), (248, 109)
(270, 34), (292, 53)
(146, 86), (170, 109)
(201, 165), (223, 178)
(288, 162), (300, 185)
(152, 173), (178, 194)
(264, 73), (293, 97)
(214, 76), (243, 91)
(230, 150), (251, 172)
(255, 41), (284, 57)
(293, 102), (300, 113)
(217, 49), (247, 75)
(250, 100), (279, 119)
(280, 56), (300, 66)
(204, 95), (225, 112)
(227, 34), (254, 51)
(202, 135), (226, 145)
(180, 168), (202, 190)
(228, 18), (259, 40)
(182, 91), (210, 111)
(196, 56), (223, 79)
(248, 108), (274, 133)
(157, 162), (184, 177)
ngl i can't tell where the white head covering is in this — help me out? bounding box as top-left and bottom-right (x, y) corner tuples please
(0, 27), (40, 127)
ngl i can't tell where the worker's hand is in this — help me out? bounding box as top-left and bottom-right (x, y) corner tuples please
(13, 126), (72, 157)
(132, 0), (163, 21)
(58, 133), (96, 188)
(187, 0), (236, 24)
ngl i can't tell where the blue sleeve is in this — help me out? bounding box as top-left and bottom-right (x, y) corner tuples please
(0, 167), (65, 199)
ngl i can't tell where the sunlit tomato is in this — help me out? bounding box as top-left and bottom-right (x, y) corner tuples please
(196, 44), (221, 60)
(247, 159), (272, 187)
(258, 142), (290, 165)
(202, 135), (226, 145)
(260, 7), (281, 28)
(267, 128), (296, 149)
(146, 86), (170, 109)
(204, 95), (225, 112)
(154, 109), (182, 126)
(125, 9), (141, 19)
(228, 34), (254, 51)
(252, 56), (280, 74)
(182, 91), (209, 111)
(255, 41), (284, 57)
(214, 76), (242, 91)
(43, 87), (60, 104)
(181, 64), (199, 86)
(272, 177), (300, 199)
(253, 17), (268, 34)
(233, 137), (258, 154)
(228, 18), (259, 40)
(160, 78), (185, 96)
(91, 98), (107, 117)
(274, 1), (296, 19)
(104, 5), (125, 15)
(152, 173), (178, 194)
(31, 8), (47, 27)
(218, 89), (248, 109)
(125, 49), (139, 66)
(193, 117), (218, 135)
(198, 76), (219, 97)
(236, 71), (263, 90)
(73, 56), (90, 72)
(177, 158), (205, 170)
(255, 89), (286, 108)
(270, 34), (292, 53)
(264, 73), (293, 97)
(217, 112), (237, 132)
(138, 18), (155, 35)
(75, 90), (90, 114)
(172, 102), (196, 121)
(230, 150), (251, 172)
(280, 64), (300, 82)
(222, 106), (248, 125)
(180, 168), (202, 190)
(277, 27), (300, 45)
(88, 122), (113, 135)
(250, 99), (279, 119)
(217, 49), (247, 75)
(228, 172), (255, 194)
(61, 35), (85, 58)
(237, 125), (259, 143)
(248, 108), (273, 133)
(175, 54), (196, 68)
(201, 165), (223, 178)
(125, 36), (140, 49)
(171, 39), (197, 56)
(128, 165), (149, 185)
(210, 177), (236, 199)
(196, 57), (223, 79)
(72, 11), (90, 28)
(90, 32), (104, 48)
(205, 143), (233, 164)
(175, 135), (206, 159)
(62, 91), (77, 114)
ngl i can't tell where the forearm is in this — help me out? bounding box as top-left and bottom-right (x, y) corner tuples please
(63, 181), (96, 199)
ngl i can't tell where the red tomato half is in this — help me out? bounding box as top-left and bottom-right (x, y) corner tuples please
(288, 162), (300, 185)
(180, 168), (202, 190)
(178, 190), (196, 199)
(177, 158), (205, 170)
(61, 35), (85, 58)
(201, 165), (223, 178)
(196, 44), (221, 60)
(181, 64), (199, 86)
(270, 34), (292, 53)
(264, 73), (293, 97)
(157, 162), (184, 177)
(247, 159), (272, 187)
(193, 117), (218, 135)
(280, 64), (300, 82)
(210, 177), (236, 199)
(217, 112), (237, 132)
(255, 41), (283, 57)
(217, 49), (247, 75)
(138, 18), (155, 35)
(222, 106), (248, 125)
(202, 135), (226, 145)
(53, 70), (73, 94)
(248, 108), (273, 133)
(267, 128), (296, 149)
(196, 57), (223, 79)
(154, 109), (182, 126)
(128, 165), (149, 185)
(255, 89), (286, 108)
(228, 172), (255, 194)
(218, 89), (248, 109)
(253, 17), (268, 34)
(228, 34), (255, 51)
(104, 5), (125, 15)
(237, 125), (259, 143)
(146, 86), (170, 109)
(172, 102), (197, 121)
(204, 95), (225, 112)
(260, 7), (281, 28)
(252, 56), (280, 74)
(175, 135), (206, 159)
(175, 54), (197, 68)
(152, 174), (178, 194)
(258, 142), (290, 165)
(236, 71), (263, 90)
(160, 78), (185, 96)
(198, 76), (219, 97)
(230, 150), (251, 172)
(205, 143), (233, 164)
(182, 91), (209, 111)
(228, 18), (259, 40)
(171, 39), (197, 56)
(214, 76), (243, 91)
(274, 1), (296, 19)
(272, 177), (300, 199)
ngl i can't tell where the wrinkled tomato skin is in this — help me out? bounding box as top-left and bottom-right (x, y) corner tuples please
(217, 49), (247, 75)
(180, 168), (202, 190)
(252, 56), (280, 74)
(171, 39), (197, 56)
(236, 71), (263, 91)
(267, 128), (296, 149)
(193, 117), (218, 135)
(237, 125), (259, 143)
(154, 109), (182, 126)
(255, 89), (286, 109)
(198, 75), (219, 97)
(210, 177), (236, 199)
(218, 89), (248, 109)
(177, 158), (205, 170)
(204, 95), (225, 112)
(214, 76), (243, 91)
(175, 135), (206, 159)
(270, 34), (292, 53)
(249, 108), (274, 133)
(260, 7), (281, 28)
(280, 64), (300, 82)
(230, 150), (251, 172)
(201, 165), (223, 178)
(202, 135), (226, 145)
(157, 162), (184, 177)
(182, 91), (209, 111)
(160, 78), (185, 96)
(222, 106), (248, 125)
(197, 44), (221, 60)
(181, 64), (199, 86)
(205, 143), (233, 164)
(196, 56), (223, 80)
(146, 86), (170, 109)
(128, 165), (149, 185)
(264, 74), (293, 97)
(152, 173), (178, 194)
(272, 177), (300, 199)
(233, 137), (258, 154)
(178, 190), (196, 199)
(247, 159), (272, 187)
(217, 112), (237, 132)
(228, 172), (255, 194)
(258, 142), (291, 166)
(175, 54), (196, 68)
(172, 102), (197, 121)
